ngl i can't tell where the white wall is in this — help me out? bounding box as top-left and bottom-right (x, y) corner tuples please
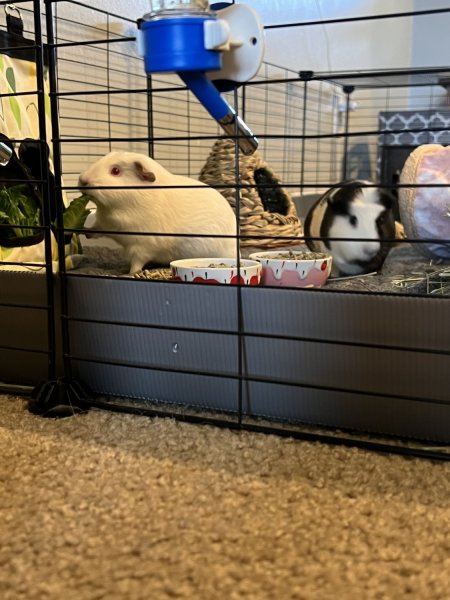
(240, 0), (450, 72)
(411, 0), (450, 68)
(238, 0), (414, 72)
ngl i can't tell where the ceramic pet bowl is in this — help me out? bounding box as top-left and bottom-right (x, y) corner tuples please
(170, 258), (262, 285)
(249, 249), (332, 288)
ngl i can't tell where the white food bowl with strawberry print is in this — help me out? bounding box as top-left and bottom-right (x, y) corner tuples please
(170, 258), (262, 285)
(249, 249), (332, 288)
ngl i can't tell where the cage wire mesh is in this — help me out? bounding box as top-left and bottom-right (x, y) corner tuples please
(0, 0), (61, 393)
(50, 2), (347, 200)
(1, 0), (450, 458)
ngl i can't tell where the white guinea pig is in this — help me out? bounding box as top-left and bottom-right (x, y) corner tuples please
(79, 151), (237, 274)
(303, 180), (396, 277)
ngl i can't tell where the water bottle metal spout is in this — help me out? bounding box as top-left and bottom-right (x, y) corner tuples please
(218, 110), (259, 156)
(179, 71), (258, 155)
(0, 142), (13, 166)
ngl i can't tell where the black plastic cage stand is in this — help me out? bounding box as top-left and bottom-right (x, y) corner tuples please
(27, 0), (91, 418)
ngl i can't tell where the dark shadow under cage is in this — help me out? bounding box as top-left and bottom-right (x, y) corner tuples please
(0, 0), (449, 459)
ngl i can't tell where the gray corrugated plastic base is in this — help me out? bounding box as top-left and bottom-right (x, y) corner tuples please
(0, 272), (51, 386)
(66, 276), (450, 443)
(1, 272), (449, 441)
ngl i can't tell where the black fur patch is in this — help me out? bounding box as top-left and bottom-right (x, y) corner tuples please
(304, 181), (397, 267)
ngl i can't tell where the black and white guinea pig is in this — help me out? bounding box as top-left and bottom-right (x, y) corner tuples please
(78, 151), (237, 274)
(303, 180), (396, 277)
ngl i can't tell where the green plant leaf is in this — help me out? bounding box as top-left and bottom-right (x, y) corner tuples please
(5, 67), (16, 93)
(14, 185), (40, 221)
(0, 246), (13, 259)
(9, 96), (21, 129)
(0, 185), (40, 240)
(62, 194), (92, 231)
(44, 93), (51, 118)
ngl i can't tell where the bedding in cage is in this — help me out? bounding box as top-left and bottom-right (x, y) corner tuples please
(199, 138), (303, 248)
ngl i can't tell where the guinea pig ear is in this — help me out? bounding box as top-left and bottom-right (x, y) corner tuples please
(378, 189), (395, 210)
(327, 186), (351, 208)
(134, 161), (156, 182)
(328, 181), (362, 208)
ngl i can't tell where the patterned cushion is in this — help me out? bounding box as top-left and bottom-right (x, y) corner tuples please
(399, 144), (450, 259)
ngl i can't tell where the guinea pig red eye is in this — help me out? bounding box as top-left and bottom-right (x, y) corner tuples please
(110, 166), (121, 176)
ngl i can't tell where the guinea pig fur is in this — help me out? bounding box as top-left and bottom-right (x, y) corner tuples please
(303, 180), (396, 277)
(78, 151), (238, 274)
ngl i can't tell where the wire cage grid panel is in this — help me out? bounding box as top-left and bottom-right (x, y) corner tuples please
(0, 0), (449, 458)
(0, 0), (63, 390)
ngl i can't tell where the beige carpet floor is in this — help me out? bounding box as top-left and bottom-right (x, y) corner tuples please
(1, 393), (450, 600)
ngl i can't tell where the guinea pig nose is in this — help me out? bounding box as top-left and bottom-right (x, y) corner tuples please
(363, 242), (380, 258)
(78, 175), (88, 187)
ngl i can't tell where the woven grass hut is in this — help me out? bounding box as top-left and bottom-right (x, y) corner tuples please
(199, 139), (303, 248)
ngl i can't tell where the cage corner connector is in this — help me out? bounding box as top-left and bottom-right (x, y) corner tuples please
(28, 377), (92, 418)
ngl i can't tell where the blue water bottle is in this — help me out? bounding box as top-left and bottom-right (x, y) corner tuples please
(138, 0), (264, 155)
